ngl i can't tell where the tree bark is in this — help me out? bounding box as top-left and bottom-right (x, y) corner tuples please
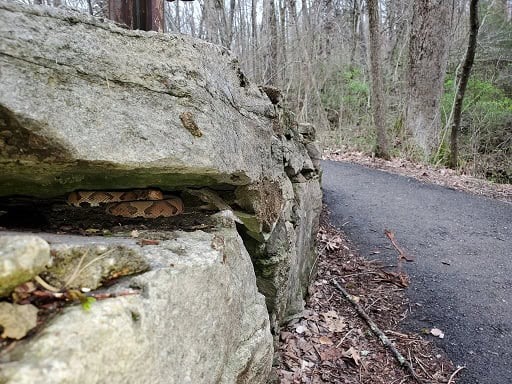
(449, 0), (480, 168)
(367, 0), (390, 159)
(264, 0), (278, 85)
(175, 0), (181, 33)
(251, 0), (259, 80)
(349, 0), (361, 67)
(405, 0), (451, 159)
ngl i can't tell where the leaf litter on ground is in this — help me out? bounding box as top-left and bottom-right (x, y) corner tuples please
(275, 208), (457, 383)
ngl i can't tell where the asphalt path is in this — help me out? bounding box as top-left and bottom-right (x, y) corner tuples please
(321, 160), (512, 384)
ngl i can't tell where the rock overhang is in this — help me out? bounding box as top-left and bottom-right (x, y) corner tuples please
(0, 1), (276, 198)
(0, 160), (254, 198)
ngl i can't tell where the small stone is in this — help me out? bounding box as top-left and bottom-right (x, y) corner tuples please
(0, 302), (38, 339)
(0, 235), (50, 297)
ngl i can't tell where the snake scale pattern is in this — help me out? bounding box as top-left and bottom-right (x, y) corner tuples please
(67, 190), (184, 218)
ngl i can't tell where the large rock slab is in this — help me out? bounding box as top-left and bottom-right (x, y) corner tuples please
(0, 224), (273, 384)
(0, 1), (275, 197)
(0, 0), (322, 334)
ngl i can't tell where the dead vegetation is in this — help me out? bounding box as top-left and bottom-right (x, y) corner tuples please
(276, 209), (460, 383)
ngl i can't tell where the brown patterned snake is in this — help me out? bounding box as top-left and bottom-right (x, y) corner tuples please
(67, 190), (184, 218)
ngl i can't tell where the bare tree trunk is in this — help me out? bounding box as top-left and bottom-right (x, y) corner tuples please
(449, 0), (480, 168)
(367, 0), (390, 159)
(227, 0), (236, 46)
(405, 0), (451, 159)
(301, 0), (310, 30)
(87, 0), (94, 15)
(349, 0), (361, 67)
(175, 0), (181, 33)
(202, 0), (229, 47)
(279, 0), (287, 84)
(320, 0), (334, 58)
(251, 0), (259, 80)
(262, 0), (279, 85)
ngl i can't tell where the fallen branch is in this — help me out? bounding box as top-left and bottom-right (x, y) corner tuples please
(384, 230), (412, 286)
(332, 278), (423, 383)
(385, 229), (414, 261)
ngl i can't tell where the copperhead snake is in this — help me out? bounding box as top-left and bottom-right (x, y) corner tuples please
(67, 190), (184, 218)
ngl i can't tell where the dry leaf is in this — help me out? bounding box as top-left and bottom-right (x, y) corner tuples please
(301, 359), (314, 370)
(318, 336), (333, 345)
(342, 346), (362, 366)
(322, 310), (339, 319)
(322, 310), (347, 333)
(430, 328), (445, 339)
(12, 281), (37, 302)
(319, 347), (343, 361)
(327, 318), (347, 333)
(0, 302), (38, 340)
(139, 239), (160, 246)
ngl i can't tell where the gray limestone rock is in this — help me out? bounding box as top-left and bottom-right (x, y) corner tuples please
(0, 1), (274, 197)
(0, 235), (50, 297)
(306, 142), (322, 172)
(0, 228), (272, 384)
(41, 243), (150, 291)
(0, 0), (322, 358)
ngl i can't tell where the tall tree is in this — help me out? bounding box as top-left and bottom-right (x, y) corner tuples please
(449, 0), (480, 168)
(263, 0), (278, 85)
(367, 0), (390, 159)
(405, 0), (452, 159)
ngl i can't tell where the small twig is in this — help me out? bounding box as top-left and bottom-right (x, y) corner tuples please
(31, 289), (139, 302)
(385, 330), (411, 339)
(332, 278), (424, 383)
(336, 328), (354, 348)
(342, 271), (381, 278)
(86, 290), (140, 300)
(414, 355), (433, 379)
(64, 248), (115, 288)
(364, 297), (381, 312)
(448, 365), (466, 384)
(34, 275), (60, 293)
(385, 229), (414, 261)
(63, 249), (89, 288)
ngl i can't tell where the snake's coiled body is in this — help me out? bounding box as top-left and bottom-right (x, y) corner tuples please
(67, 190), (184, 218)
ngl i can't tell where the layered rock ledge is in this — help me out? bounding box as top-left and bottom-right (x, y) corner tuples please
(0, 2), (322, 383)
(0, 222), (272, 384)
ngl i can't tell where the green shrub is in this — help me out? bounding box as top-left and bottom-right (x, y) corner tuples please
(441, 74), (512, 181)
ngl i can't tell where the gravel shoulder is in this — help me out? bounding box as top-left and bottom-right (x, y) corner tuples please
(321, 159), (512, 384)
